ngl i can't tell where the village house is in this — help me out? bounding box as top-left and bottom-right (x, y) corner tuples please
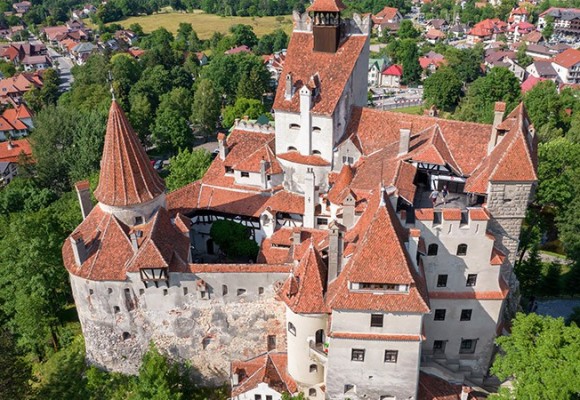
(372, 6), (403, 36)
(61, 2), (537, 400)
(0, 138), (32, 186)
(264, 51), (286, 85)
(551, 47), (580, 84)
(538, 7), (580, 39)
(0, 72), (43, 105)
(467, 19), (507, 44)
(381, 64), (403, 87)
(419, 51), (446, 78)
(368, 57), (389, 87)
(12, 1), (31, 15)
(0, 104), (33, 140)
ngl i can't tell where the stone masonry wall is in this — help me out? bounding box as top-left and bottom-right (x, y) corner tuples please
(71, 272), (287, 384)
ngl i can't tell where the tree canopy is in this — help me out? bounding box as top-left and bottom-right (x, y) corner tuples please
(166, 149), (212, 192)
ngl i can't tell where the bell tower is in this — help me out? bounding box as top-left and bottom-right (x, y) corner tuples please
(308, 0), (346, 53)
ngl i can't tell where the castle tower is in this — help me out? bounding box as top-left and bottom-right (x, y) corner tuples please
(94, 101), (166, 226)
(308, 0), (346, 53)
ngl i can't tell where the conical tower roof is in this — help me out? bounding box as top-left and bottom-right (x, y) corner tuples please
(94, 101), (165, 207)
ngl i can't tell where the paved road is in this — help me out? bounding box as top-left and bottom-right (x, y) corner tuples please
(534, 299), (580, 320)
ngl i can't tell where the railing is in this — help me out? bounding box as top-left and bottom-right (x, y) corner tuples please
(308, 340), (328, 365)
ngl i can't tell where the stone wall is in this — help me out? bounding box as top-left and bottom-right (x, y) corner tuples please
(72, 272), (287, 384)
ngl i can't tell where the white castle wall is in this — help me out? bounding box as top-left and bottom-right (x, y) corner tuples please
(71, 270), (287, 382)
(99, 193), (166, 226)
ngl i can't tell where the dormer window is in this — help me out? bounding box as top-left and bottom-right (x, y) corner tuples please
(312, 126), (321, 132)
(350, 282), (409, 293)
(289, 123), (300, 130)
(225, 166), (234, 174)
(287, 146), (297, 151)
(312, 150), (321, 155)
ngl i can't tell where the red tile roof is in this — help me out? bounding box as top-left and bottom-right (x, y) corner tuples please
(273, 32), (367, 116)
(327, 163), (354, 205)
(231, 353), (297, 398)
(374, 6), (399, 21)
(383, 64), (403, 76)
(234, 141), (283, 174)
(552, 48), (580, 69)
(0, 138), (31, 162)
(307, 0), (346, 12)
(94, 101), (165, 207)
(190, 264), (291, 273)
(277, 151), (331, 166)
(418, 372), (479, 400)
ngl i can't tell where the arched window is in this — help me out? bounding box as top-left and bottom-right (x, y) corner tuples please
(222, 285), (228, 296)
(312, 150), (321, 155)
(427, 243), (438, 256)
(457, 243), (468, 256)
(309, 364), (318, 373)
(312, 126), (321, 132)
(289, 123), (300, 130)
(287, 146), (297, 151)
(288, 322), (296, 336)
(122, 332), (131, 340)
(309, 388), (317, 396)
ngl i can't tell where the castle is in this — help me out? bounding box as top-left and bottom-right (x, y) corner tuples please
(62, 0), (537, 399)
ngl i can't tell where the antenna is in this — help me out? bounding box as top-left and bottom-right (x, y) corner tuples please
(107, 71), (115, 101)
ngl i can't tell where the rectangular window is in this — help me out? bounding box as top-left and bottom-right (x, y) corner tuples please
(351, 349), (365, 362)
(267, 335), (276, 351)
(254, 395), (261, 400)
(433, 340), (445, 354)
(225, 166), (233, 174)
(466, 274), (477, 287)
(436, 274), (448, 287)
(370, 314), (384, 327)
(460, 309), (472, 321)
(317, 218), (328, 225)
(266, 396), (272, 400)
(384, 350), (398, 363)
(342, 156), (354, 164)
(241, 172), (250, 178)
(434, 309), (446, 321)
(460, 339), (477, 354)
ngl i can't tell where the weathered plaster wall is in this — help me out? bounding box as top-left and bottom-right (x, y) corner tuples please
(71, 271), (287, 383)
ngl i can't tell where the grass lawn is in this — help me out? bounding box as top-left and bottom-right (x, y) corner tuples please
(104, 10), (294, 38)
(393, 105), (423, 115)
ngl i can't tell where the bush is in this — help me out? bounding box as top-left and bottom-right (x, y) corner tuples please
(210, 220), (259, 260)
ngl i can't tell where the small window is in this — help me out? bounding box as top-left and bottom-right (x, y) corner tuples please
(351, 349), (365, 362)
(225, 166), (234, 174)
(266, 396), (272, 400)
(237, 288), (246, 296)
(163, 289), (168, 296)
(267, 335), (276, 351)
(267, 175), (271, 181)
(289, 123), (300, 129)
(460, 309), (472, 321)
(122, 332), (131, 340)
(312, 150), (321, 155)
(241, 171), (250, 178)
(317, 218), (328, 225)
(183, 287), (188, 295)
(433, 211), (442, 225)
(466, 274), (477, 287)
(287, 146), (297, 151)
(309, 364), (318, 373)
(427, 243), (438, 256)
(222, 285), (228, 295)
(437, 274), (448, 287)
(258, 287), (264, 295)
(344, 384), (355, 394)
(309, 388), (317, 397)
(89, 289), (93, 295)
(113, 306), (120, 314)
(433, 340), (445, 354)
(139, 288), (144, 295)
(370, 314), (384, 327)
(384, 350), (398, 363)
(135, 216), (143, 225)
(255, 395), (262, 400)
(434, 309), (446, 321)
(202, 337), (211, 349)
(457, 243), (468, 256)
(107, 288), (112, 294)
(460, 339), (477, 354)
(288, 322), (296, 336)
(342, 156), (354, 164)
(312, 126), (321, 132)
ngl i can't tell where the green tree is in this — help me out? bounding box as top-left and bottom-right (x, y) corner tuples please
(230, 24), (258, 48)
(541, 262), (562, 297)
(222, 97), (266, 128)
(0, 329), (31, 399)
(210, 220), (259, 260)
(515, 245), (543, 297)
(0, 60), (16, 77)
(516, 43), (534, 68)
(444, 45), (484, 83)
(166, 148), (212, 191)
(455, 67), (521, 123)
(129, 92), (154, 142)
(398, 19), (420, 39)
(191, 78), (221, 135)
(491, 313), (580, 400)
(111, 53), (142, 107)
(398, 39), (421, 85)
(524, 80), (565, 134)
(543, 15), (554, 39)
(151, 108), (191, 153)
(423, 67), (463, 110)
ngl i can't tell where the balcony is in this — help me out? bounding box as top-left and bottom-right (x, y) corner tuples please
(309, 340), (328, 366)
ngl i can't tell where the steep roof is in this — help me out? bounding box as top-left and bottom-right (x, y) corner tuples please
(273, 31), (367, 116)
(231, 353), (297, 398)
(94, 101), (165, 207)
(307, 0), (346, 12)
(278, 245), (328, 313)
(383, 64), (403, 76)
(375, 6), (399, 20)
(552, 48), (580, 69)
(0, 138), (31, 162)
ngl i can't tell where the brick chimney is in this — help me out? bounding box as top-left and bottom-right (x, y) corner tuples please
(217, 132), (228, 161)
(398, 122), (412, 156)
(488, 101), (506, 154)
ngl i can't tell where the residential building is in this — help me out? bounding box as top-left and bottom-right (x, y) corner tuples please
(467, 19), (507, 44)
(0, 138), (32, 185)
(62, 1), (537, 399)
(12, 1), (31, 14)
(507, 7), (529, 24)
(538, 7), (580, 38)
(551, 48), (580, 84)
(368, 57), (389, 87)
(526, 59), (559, 80)
(0, 72), (44, 105)
(372, 6), (402, 36)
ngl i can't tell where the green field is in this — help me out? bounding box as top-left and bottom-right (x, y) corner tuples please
(393, 105), (424, 115)
(105, 10), (294, 38)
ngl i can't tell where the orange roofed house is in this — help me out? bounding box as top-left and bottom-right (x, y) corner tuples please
(62, 1), (537, 399)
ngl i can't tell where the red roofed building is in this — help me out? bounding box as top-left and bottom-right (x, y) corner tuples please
(0, 138), (32, 185)
(62, 1), (537, 398)
(467, 19), (507, 44)
(551, 47), (580, 83)
(382, 64), (403, 87)
(372, 6), (403, 36)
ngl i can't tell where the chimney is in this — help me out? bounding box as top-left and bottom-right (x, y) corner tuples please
(300, 85), (312, 155)
(488, 101), (506, 154)
(460, 386), (471, 400)
(292, 229), (302, 246)
(75, 180), (93, 220)
(260, 158), (268, 189)
(342, 193), (355, 229)
(398, 123), (412, 156)
(232, 373), (239, 386)
(70, 232), (87, 266)
(303, 168), (316, 228)
(217, 132), (228, 161)
(408, 229), (421, 272)
(285, 72), (293, 100)
(130, 231), (139, 251)
(6, 141), (13, 150)
(327, 221), (343, 284)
